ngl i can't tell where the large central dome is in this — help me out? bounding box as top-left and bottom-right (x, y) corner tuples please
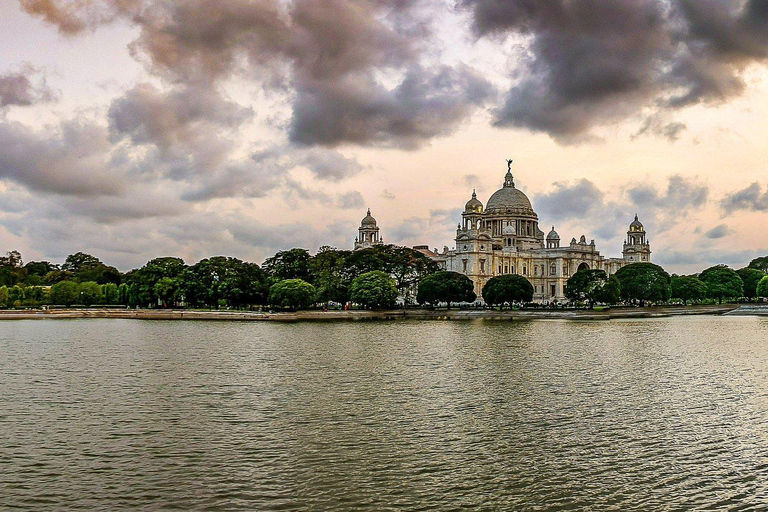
(485, 169), (533, 212)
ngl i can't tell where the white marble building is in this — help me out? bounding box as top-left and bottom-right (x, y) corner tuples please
(412, 163), (652, 302)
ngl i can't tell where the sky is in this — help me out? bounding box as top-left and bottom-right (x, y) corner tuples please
(2, 0), (768, 274)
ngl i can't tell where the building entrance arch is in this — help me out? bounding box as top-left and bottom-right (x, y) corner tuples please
(577, 262), (590, 272)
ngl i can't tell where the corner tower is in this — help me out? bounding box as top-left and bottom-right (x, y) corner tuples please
(354, 209), (383, 250)
(623, 214), (651, 263)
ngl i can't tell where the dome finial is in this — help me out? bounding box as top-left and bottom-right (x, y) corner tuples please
(472, 188), (476, 198)
(503, 160), (515, 188)
(367, 208), (371, 215)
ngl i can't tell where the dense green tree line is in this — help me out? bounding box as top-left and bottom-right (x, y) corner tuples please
(1, 246), (767, 310)
(564, 262), (767, 307)
(0, 245), (436, 310)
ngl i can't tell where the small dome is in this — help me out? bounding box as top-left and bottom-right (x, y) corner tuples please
(630, 213), (643, 230)
(547, 226), (560, 240)
(361, 208), (377, 227)
(465, 190), (483, 212)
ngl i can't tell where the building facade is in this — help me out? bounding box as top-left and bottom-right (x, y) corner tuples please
(354, 163), (651, 303)
(427, 164), (650, 301)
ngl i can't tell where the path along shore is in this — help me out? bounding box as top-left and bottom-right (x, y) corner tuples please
(0, 304), (764, 321)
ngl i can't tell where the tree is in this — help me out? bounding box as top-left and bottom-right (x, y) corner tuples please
(482, 275), (534, 309)
(670, 275), (707, 305)
(101, 283), (120, 304)
(154, 277), (180, 307)
(129, 257), (187, 306)
(416, 271), (476, 308)
(757, 276), (768, 299)
(25, 286), (47, 307)
(263, 249), (311, 283)
(0, 286), (8, 308)
(614, 263), (670, 306)
(78, 282), (103, 306)
(217, 260), (268, 308)
(699, 265), (743, 304)
(736, 268), (766, 301)
(183, 256), (267, 309)
(62, 252), (121, 284)
(749, 256), (768, 272)
(50, 281), (79, 306)
(0, 250), (22, 268)
(0, 250), (25, 287)
(269, 279), (316, 310)
(343, 245), (438, 305)
(8, 285), (25, 307)
(23, 261), (58, 285)
(565, 269), (608, 307)
(595, 275), (621, 305)
(348, 271), (398, 309)
(309, 247), (351, 304)
(44, 269), (73, 284)
(118, 283), (140, 307)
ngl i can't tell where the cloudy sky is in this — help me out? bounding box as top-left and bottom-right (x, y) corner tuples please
(2, 0), (768, 273)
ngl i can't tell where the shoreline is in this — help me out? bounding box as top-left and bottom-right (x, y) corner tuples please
(0, 304), (760, 321)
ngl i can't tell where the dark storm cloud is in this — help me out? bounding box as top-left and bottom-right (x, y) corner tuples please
(721, 182), (768, 212)
(109, 83), (251, 152)
(0, 66), (55, 107)
(297, 148), (366, 182)
(289, 64), (493, 148)
(336, 191), (365, 209)
(22, 0), (491, 149)
(178, 145), (365, 202)
(536, 179), (605, 221)
(704, 224), (731, 239)
(0, 120), (125, 196)
(633, 116), (688, 142)
(107, 82), (252, 180)
(534, 175), (710, 241)
(461, 0), (768, 141)
(627, 175), (709, 211)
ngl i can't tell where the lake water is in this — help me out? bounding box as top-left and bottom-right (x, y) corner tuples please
(2, 317), (768, 510)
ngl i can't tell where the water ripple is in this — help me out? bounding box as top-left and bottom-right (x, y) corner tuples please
(2, 317), (768, 509)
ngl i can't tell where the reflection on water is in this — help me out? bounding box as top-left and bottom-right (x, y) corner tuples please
(2, 317), (768, 509)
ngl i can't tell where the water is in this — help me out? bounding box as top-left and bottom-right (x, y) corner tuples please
(2, 317), (768, 510)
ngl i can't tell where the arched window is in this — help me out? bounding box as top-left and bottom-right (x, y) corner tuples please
(550, 264), (556, 276)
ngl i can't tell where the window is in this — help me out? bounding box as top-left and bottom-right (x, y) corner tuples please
(550, 264), (556, 276)
(463, 260), (468, 272)
(550, 284), (556, 296)
(480, 260), (485, 273)
(523, 266), (527, 275)
(504, 265), (508, 274)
